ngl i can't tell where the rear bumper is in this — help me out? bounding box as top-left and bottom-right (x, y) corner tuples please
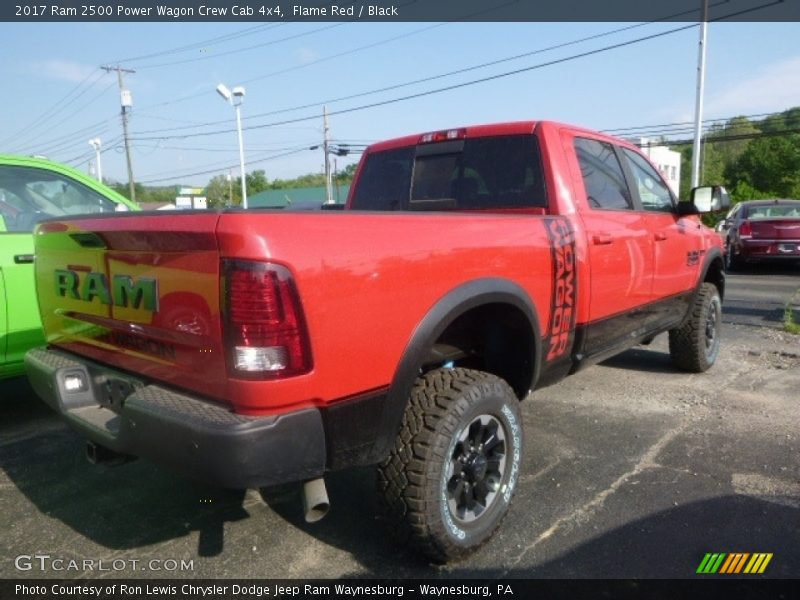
(737, 240), (800, 261)
(25, 347), (326, 489)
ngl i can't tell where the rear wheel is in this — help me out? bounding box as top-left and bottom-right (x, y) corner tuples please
(669, 282), (722, 372)
(378, 368), (523, 563)
(725, 242), (741, 271)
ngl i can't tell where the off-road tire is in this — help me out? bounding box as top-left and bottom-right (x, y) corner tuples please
(377, 368), (523, 563)
(668, 282), (722, 372)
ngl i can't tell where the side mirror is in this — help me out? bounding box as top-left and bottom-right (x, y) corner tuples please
(681, 185), (731, 215)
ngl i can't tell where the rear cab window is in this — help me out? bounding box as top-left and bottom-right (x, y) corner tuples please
(350, 134), (547, 211)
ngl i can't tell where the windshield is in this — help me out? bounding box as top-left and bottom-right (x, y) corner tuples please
(351, 134), (546, 211)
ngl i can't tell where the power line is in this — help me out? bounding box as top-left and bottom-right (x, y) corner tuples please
(10, 74), (114, 152)
(131, 1), (519, 117)
(136, 23), (347, 70)
(130, 20), (689, 138)
(62, 135), (124, 166)
(41, 125), (114, 159)
(128, 0), (775, 144)
(238, 0), (525, 86)
(133, 0), (779, 145)
(657, 127), (800, 147)
(132, 22), (705, 142)
(111, 0), (349, 65)
(138, 147), (312, 184)
(14, 115), (118, 157)
(111, 23), (279, 64)
(602, 111), (786, 135)
(0, 68), (103, 148)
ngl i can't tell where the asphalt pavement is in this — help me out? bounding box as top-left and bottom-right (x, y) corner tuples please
(1, 268), (798, 579)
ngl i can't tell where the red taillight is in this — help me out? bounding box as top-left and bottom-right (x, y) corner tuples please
(419, 128), (466, 144)
(223, 260), (312, 379)
(738, 220), (752, 238)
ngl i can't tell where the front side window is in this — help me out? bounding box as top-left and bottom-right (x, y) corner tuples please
(350, 135), (546, 211)
(574, 138), (632, 210)
(621, 148), (674, 212)
(0, 165), (116, 233)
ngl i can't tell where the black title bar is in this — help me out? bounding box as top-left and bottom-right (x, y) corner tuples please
(3, 0), (799, 22)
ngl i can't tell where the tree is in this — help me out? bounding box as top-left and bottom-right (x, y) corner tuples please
(205, 174), (238, 208)
(726, 133), (800, 200)
(246, 170), (269, 195)
(335, 162), (357, 183)
(702, 116), (760, 188)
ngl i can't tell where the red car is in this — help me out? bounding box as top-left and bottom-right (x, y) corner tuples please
(719, 199), (800, 270)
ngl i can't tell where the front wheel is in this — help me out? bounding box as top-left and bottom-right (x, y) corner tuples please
(668, 282), (722, 372)
(378, 368), (523, 563)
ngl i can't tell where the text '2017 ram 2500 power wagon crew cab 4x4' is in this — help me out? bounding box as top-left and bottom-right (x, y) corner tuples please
(26, 121), (729, 562)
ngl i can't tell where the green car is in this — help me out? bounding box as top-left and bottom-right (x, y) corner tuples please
(0, 155), (138, 379)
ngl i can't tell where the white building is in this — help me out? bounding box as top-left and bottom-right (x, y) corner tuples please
(639, 138), (681, 196)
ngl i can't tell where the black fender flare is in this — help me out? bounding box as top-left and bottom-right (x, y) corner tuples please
(371, 277), (542, 461)
(676, 247), (725, 330)
(699, 246), (726, 300)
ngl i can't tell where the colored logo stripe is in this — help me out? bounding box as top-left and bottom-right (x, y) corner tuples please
(697, 553), (726, 574)
(744, 553), (773, 574)
(719, 553), (749, 573)
(697, 552), (773, 574)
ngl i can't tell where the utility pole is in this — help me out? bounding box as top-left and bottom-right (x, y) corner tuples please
(102, 65), (136, 203)
(690, 0), (709, 189)
(323, 106), (333, 205)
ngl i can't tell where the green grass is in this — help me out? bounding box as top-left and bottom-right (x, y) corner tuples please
(785, 293), (800, 335)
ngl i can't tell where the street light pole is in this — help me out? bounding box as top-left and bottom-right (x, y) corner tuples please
(88, 138), (102, 183)
(234, 100), (247, 209)
(216, 83), (248, 209)
(691, 0), (709, 189)
(323, 106), (333, 205)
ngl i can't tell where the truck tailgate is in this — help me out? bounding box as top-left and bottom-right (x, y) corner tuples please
(34, 212), (229, 402)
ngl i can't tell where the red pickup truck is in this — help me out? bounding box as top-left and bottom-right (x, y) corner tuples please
(26, 121), (728, 562)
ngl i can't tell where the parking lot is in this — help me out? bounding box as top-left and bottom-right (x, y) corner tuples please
(1, 268), (798, 579)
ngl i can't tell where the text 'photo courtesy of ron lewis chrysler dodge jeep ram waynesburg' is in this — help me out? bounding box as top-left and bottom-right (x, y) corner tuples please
(23, 120), (730, 562)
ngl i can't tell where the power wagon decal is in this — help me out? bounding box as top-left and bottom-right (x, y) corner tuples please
(544, 217), (577, 362)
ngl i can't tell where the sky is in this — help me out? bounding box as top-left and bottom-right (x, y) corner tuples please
(1, 15), (799, 187)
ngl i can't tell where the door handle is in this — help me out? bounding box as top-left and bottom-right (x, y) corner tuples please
(654, 232), (667, 241)
(592, 234), (613, 245)
(14, 254), (34, 264)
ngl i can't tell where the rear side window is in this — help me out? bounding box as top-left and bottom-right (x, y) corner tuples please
(574, 137), (632, 211)
(351, 135), (546, 211)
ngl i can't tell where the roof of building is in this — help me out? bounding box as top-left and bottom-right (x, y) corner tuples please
(248, 185), (350, 209)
